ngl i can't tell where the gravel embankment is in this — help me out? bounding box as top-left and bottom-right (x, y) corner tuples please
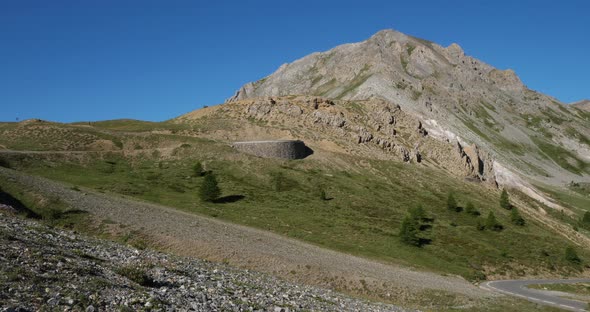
(0, 212), (411, 311)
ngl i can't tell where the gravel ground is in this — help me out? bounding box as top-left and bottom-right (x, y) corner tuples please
(0, 167), (490, 307)
(0, 212), (413, 311)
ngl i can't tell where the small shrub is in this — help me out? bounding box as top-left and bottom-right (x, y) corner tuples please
(269, 171), (298, 192)
(115, 265), (154, 287)
(565, 246), (581, 265)
(579, 211), (590, 230)
(319, 188), (328, 201)
(500, 189), (511, 209)
(447, 193), (458, 212)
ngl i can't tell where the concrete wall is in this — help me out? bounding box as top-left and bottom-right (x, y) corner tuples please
(231, 140), (311, 159)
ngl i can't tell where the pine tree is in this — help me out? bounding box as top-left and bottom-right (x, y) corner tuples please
(399, 215), (421, 247)
(410, 204), (426, 221)
(447, 193), (458, 212)
(199, 173), (221, 202)
(399, 205), (433, 247)
(511, 207), (525, 226)
(485, 211), (503, 231)
(465, 202), (480, 216)
(565, 246), (581, 265)
(500, 189), (511, 209)
(192, 162), (205, 177)
(580, 211), (590, 229)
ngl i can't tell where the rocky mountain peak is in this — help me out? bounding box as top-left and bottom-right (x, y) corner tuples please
(225, 29), (589, 187)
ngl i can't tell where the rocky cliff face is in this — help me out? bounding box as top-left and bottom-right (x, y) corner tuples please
(227, 29), (590, 186)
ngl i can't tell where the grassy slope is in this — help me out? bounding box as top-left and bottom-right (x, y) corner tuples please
(2, 121), (588, 282)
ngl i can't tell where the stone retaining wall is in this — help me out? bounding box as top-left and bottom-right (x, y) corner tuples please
(231, 140), (311, 159)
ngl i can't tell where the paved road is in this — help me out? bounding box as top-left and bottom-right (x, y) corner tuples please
(481, 279), (590, 311)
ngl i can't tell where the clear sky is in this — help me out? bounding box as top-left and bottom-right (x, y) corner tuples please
(1, 0), (588, 122)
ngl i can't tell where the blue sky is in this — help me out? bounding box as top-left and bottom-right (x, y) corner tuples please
(1, 0), (588, 122)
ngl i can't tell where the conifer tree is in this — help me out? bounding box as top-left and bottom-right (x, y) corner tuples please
(199, 172), (221, 202)
(465, 202), (480, 216)
(500, 189), (511, 209)
(511, 207), (525, 226)
(399, 204), (432, 247)
(399, 215), (420, 247)
(447, 193), (458, 212)
(485, 211), (503, 231)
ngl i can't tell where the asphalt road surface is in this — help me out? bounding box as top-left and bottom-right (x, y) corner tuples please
(481, 279), (590, 311)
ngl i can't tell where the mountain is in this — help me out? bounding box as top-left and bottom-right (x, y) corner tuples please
(227, 29), (590, 190)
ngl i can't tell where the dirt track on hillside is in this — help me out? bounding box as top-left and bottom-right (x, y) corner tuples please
(0, 167), (492, 307)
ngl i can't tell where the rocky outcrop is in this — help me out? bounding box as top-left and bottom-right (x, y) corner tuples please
(456, 142), (496, 184)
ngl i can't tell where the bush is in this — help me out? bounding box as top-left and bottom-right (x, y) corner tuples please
(511, 207), (525, 226)
(579, 211), (590, 230)
(447, 193), (459, 212)
(565, 246), (581, 265)
(500, 189), (511, 209)
(485, 211), (503, 231)
(199, 173), (221, 202)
